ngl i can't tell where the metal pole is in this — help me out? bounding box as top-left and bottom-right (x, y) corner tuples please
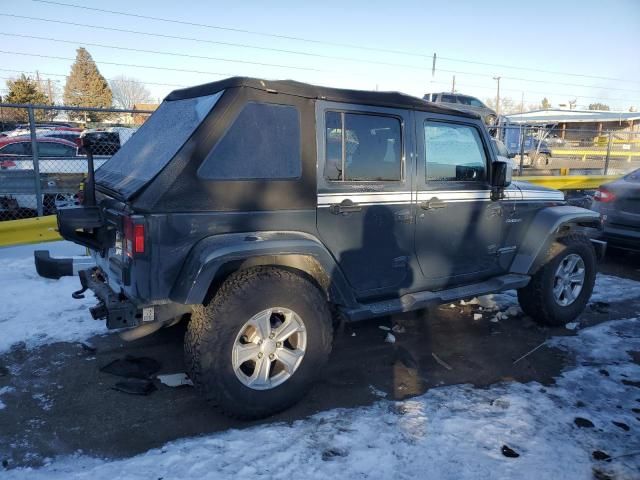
(451, 75), (456, 93)
(518, 125), (526, 176)
(493, 76), (501, 116)
(28, 106), (43, 217)
(604, 131), (612, 175)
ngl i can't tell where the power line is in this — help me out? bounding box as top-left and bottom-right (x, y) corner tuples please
(2, 65), (638, 106)
(30, 0), (640, 85)
(4, 13), (640, 94)
(0, 32), (336, 74)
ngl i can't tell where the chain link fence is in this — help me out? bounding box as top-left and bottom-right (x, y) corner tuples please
(493, 124), (640, 176)
(0, 103), (153, 221)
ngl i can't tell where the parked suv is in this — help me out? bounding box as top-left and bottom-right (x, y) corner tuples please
(425, 92), (498, 126)
(38, 77), (603, 419)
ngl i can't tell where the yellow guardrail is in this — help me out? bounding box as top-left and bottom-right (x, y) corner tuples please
(519, 175), (620, 190)
(551, 149), (640, 161)
(0, 215), (61, 248)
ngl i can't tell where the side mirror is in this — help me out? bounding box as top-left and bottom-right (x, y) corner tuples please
(491, 160), (512, 200)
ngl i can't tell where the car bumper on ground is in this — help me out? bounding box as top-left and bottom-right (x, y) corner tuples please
(34, 249), (96, 279)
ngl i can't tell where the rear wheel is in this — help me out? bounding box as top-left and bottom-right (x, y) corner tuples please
(534, 153), (551, 167)
(518, 234), (596, 326)
(185, 266), (333, 419)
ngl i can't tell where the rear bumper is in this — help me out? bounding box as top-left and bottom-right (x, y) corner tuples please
(34, 250), (96, 279)
(78, 268), (191, 330)
(602, 224), (640, 250)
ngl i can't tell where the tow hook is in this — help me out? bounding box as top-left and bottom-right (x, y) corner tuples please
(72, 269), (91, 299)
(89, 303), (108, 320)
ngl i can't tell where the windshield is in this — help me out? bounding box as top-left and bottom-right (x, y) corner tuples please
(95, 90), (223, 199)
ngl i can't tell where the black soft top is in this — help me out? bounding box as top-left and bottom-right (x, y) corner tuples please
(165, 77), (479, 119)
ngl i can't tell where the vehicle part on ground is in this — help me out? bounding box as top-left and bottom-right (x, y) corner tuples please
(518, 234), (596, 326)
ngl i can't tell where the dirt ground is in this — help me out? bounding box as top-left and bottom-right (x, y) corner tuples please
(1, 248), (639, 469)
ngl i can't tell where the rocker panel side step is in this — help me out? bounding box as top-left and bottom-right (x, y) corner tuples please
(342, 274), (531, 321)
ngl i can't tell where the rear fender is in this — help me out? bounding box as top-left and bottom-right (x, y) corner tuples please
(170, 231), (356, 308)
(509, 205), (601, 275)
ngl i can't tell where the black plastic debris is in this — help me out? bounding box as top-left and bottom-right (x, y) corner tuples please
(100, 355), (161, 379)
(322, 448), (348, 461)
(112, 378), (157, 396)
(589, 301), (610, 314)
(592, 450), (611, 461)
(574, 417), (595, 428)
(612, 421), (630, 431)
(501, 445), (520, 458)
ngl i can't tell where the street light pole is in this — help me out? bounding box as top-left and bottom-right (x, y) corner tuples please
(493, 76), (501, 116)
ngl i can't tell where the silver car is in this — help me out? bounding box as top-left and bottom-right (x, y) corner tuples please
(425, 93), (498, 126)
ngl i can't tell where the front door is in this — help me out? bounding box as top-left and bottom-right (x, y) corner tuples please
(315, 102), (416, 299)
(414, 116), (504, 289)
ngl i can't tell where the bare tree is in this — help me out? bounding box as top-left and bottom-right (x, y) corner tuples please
(484, 96), (520, 115)
(110, 75), (152, 110)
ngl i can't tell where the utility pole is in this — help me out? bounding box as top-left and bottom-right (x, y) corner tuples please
(493, 76), (501, 116)
(520, 91), (524, 113)
(451, 75), (456, 93)
(429, 53), (437, 101)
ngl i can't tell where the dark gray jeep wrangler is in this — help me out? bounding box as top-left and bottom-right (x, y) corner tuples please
(38, 77), (605, 418)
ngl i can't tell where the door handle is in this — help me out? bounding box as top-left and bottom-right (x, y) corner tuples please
(420, 198), (447, 210)
(329, 199), (362, 215)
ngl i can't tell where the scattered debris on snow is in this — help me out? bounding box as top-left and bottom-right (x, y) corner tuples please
(501, 445), (520, 458)
(384, 332), (396, 344)
(157, 373), (193, 388)
(0, 386), (15, 410)
(391, 324), (406, 334)
(473, 313), (482, 321)
(565, 322), (579, 331)
(431, 352), (453, 371)
(378, 325), (391, 331)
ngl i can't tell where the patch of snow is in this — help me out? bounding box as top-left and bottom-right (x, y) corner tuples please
(32, 393), (53, 411)
(5, 319), (639, 480)
(565, 322), (579, 331)
(0, 242), (106, 354)
(157, 373), (193, 388)
(378, 325), (390, 331)
(473, 313), (482, 321)
(384, 332), (395, 344)
(0, 386), (15, 410)
(591, 274), (640, 303)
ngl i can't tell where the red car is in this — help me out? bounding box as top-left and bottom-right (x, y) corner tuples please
(0, 137), (79, 169)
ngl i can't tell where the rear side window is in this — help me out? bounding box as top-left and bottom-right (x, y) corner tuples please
(440, 94), (457, 103)
(0, 142), (28, 155)
(424, 122), (487, 182)
(38, 142), (75, 157)
(198, 102), (301, 180)
(324, 111), (401, 182)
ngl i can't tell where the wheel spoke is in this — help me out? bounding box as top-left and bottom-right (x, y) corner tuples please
(250, 309), (272, 340)
(553, 281), (564, 298)
(564, 255), (579, 274)
(234, 343), (260, 366)
(563, 285), (576, 303)
(249, 356), (271, 387)
(276, 348), (304, 374)
(274, 315), (303, 342)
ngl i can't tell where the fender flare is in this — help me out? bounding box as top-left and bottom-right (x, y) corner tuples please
(169, 231), (357, 307)
(509, 205), (601, 275)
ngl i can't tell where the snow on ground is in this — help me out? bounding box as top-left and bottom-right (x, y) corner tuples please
(1, 242), (640, 478)
(3, 318), (639, 479)
(0, 242), (104, 354)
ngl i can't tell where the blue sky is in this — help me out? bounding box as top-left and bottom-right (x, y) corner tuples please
(1, 0), (639, 110)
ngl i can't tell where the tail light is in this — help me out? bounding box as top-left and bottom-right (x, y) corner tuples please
(123, 216), (145, 257)
(594, 187), (616, 203)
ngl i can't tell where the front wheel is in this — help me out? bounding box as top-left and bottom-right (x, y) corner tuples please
(185, 266), (333, 419)
(518, 234), (596, 326)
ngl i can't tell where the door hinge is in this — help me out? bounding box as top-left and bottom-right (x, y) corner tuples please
(392, 256), (409, 269)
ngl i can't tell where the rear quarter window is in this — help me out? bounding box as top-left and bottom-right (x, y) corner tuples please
(198, 102), (301, 180)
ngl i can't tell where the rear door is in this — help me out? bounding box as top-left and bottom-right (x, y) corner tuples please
(315, 101), (416, 299)
(413, 115), (505, 289)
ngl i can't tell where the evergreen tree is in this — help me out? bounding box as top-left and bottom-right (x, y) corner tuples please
(4, 74), (54, 122)
(63, 47), (112, 121)
(541, 98), (551, 109)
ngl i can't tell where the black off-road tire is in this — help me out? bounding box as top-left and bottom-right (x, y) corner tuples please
(184, 266), (333, 419)
(517, 234), (596, 327)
